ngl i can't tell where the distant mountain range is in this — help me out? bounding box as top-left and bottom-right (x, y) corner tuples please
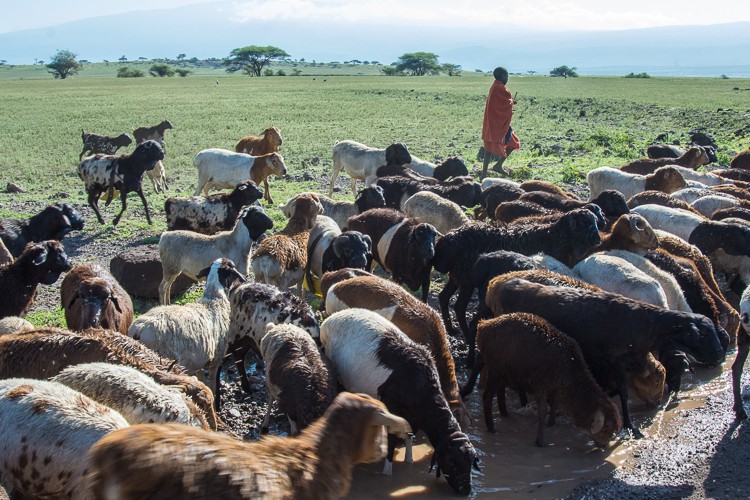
(2, 2), (749, 76)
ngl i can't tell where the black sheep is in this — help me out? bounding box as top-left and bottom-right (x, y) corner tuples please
(432, 157), (469, 181)
(376, 176), (482, 210)
(0, 202), (84, 258)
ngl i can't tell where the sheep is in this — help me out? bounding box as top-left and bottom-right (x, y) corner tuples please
(165, 180), (264, 234)
(732, 285), (750, 419)
(431, 209), (602, 338)
(712, 206), (750, 224)
(0, 317), (33, 336)
(328, 140), (412, 195)
(627, 190), (703, 215)
(130, 259), (247, 398)
(0, 202), (85, 258)
(324, 274), (471, 431)
(670, 187), (725, 204)
(77, 140), (164, 225)
(346, 208), (439, 301)
(0, 327), (218, 430)
(716, 168), (750, 183)
(60, 264), (134, 334)
(0, 240), (72, 319)
(193, 149), (287, 203)
(73, 392), (410, 500)
(158, 205), (273, 304)
(647, 143), (687, 159)
(376, 175), (482, 210)
(587, 165), (687, 201)
(0, 240), (11, 266)
(279, 186), (386, 231)
(235, 126), (283, 156)
(51, 363), (210, 429)
(424, 157), (470, 181)
(496, 200), (607, 229)
(730, 143), (750, 170)
(133, 119), (173, 146)
(461, 313), (621, 447)
(656, 229), (724, 296)
(480, 176), (521, 190)
(259, 323), (337, 435)
(320, 309), (479, 495)
(79, 129), (133, 160)
(690, 194), (744, 218)
(402, 190), (470, 235)
(0, 378), (129, 499)
(477, 181), (523, 220)
(485, 277), (726, 435)
(364, 163), (439, 187)
(710, 185), (750, 203)
(669, 165), (732, 187)
(252, 194), (324, 295)
(619, 146), (710, 175)
(224, 281), (320, 400)
(520, 180), (581, 199)
(319, 268), (375, 310)
(521, 189), (629, 222)
(305, 215), (371, 289)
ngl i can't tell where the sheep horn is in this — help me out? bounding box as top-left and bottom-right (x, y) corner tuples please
(109, 294), (123, 313)
(370, 411), (411, 439)
(67, 293), (80, 309)
(590, 409), (605, 435)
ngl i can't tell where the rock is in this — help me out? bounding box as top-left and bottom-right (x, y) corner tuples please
(310, 157), (320, 165)
(6, 182), (25, 193)
(109, 244), (194, 299)
(303, 172), (315, 181)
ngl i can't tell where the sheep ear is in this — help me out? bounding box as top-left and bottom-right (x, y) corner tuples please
(32, 247), (48, 265)
(109, 295), (123, 313)
(371, 410), (411, 439)
(332, 237), (345, 258)
(362, 235), (372, 252)
(67, 293), (80, 309)
(589, 410), (605, 435)
(196, 266), (211, 279)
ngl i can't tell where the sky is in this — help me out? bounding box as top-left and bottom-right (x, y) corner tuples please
(3, 0), (749, 34)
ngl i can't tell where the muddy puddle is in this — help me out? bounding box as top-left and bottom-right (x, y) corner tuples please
(346, 355), (735, 499)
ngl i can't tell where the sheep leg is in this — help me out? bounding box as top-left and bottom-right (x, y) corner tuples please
(208, 363), (220, 411)
(136, 188), (153, 225)
(482, 381), (497, 432)
(420, 273), (431, 302)
(87, 191), (106, 224)
(351, 177), (358, 196)
(535, 392), (549, 447)
(328, 165), (341, 197)
(547, 395), (556, 426)
(231, 342), (254, 393)
(383, 434), (399, 475)
(454, 281), (474, 341)
(732, 335), (749, 419)
(497, 383), (509, 417)
(404, 434), (413, 464)
(112, 190), (128, 226)
(194, 178), (205, 197)
(614, 367), (643, 438)
(158, 275), (175, 305)
(263, 179), (274, 204)
(261, 394), (275, 433)
(438, 277), (459, 337)
(468, 300), (492, 366)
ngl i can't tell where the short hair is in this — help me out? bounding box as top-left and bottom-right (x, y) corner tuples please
(493, 67), (509, 83)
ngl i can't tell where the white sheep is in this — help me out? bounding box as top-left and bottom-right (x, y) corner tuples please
(193, 148), (287, 202)
(402, 191), (469, 235)
(587, 165), (687, 201)
(631, 204), (707, 241)
(130, 259), (246, 396)
(51, 363), (210, 429)
(670, 188), (722, 204)
(690, 195), (742, 218)
(158, 206), (273, 305)
(0, 378), (129, 499)
(668, 165), (732, 187)
(0, 316), (34, 336)
(328, 140), (412, 196)
(481, 177), (521, 191)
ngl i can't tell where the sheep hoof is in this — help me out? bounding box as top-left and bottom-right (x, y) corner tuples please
(735, 406), (747, 420)
(260, 426), (269, 434)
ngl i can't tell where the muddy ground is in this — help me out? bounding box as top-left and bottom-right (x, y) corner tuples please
(3, 186), (750, 499)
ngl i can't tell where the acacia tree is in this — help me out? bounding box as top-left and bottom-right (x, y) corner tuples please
(550, 65), (578, 78)
(223, 46), (290, 76)
(395, 52), (440, 76)
(46, 49), (82, 79)
(442, 63), (462, 76)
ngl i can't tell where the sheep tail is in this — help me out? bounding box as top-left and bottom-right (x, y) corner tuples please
(459, 349), (484, 398)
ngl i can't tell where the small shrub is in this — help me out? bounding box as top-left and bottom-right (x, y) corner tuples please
(263, 68), (275, 76)
(117, 66), (145, 78)
(561, 163), (584, 183)
(380, 66), (405, 76)
(174, 68), (191, 77)
(510, 165), (534, 181)
(149, 63), (174, 77)
(291, 68), (302, 76)
(276, 69), (286, 76)
(624, 72), (651, 79)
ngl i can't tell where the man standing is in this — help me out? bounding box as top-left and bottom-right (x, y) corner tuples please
(481, 67), (520, 178)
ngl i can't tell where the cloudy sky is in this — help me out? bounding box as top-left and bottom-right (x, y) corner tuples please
(3, 0), (749, 34)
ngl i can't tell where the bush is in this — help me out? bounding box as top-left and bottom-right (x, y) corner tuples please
(117, 66), (145, 78)
(276, 69), (286, 76)
(263, 68), (275, 76)
(625, 72), (651, 78)
(174, 68), (191, 77)
(561, 163), (584, 183)
(380, 66), (405, 76)
(550, 65), (578, 78)
(291, 69), (303, 76)
(149, 63), (174, 77)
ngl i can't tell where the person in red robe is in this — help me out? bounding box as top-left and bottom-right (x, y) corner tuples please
(481, 67), (521, 178)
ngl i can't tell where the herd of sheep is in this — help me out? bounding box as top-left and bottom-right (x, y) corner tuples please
(0, 122), (749, 498)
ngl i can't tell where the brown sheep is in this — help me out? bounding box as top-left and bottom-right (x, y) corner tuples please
(520, 179), (580, 199)
(60, 263), (134, 335)
(594, 213), (659, 256)
(252, 193), (324, 295)
(620, 146), (709, 175)
(73, 393), (410, 500)
(730, 143), (750, 170)
(461, 313), (621, 447)
(710, 184), (750, 203)
(235, 127), (283, 202)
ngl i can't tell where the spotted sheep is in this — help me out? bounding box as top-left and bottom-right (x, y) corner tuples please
(79, 129), (133, 161)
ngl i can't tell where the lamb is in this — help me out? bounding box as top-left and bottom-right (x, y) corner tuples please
(79, 129), (133, 160)
(460, 313), (621, 447)
(60, 263), (133, 334)
(423, 157), (470, 181)
(0, 240), (71, 319)
(627, 190), (703, 215)
(730, 143), (750, 170)
(130, 259), (247, 399)
(732, 285), (750, 419)
(252, 193), (324, 295)
(0, 378), (129, 499)
(320, 309), (479, 495)
(485, 277), (726, 435)
(587, 165), (687, 201)
(165, 180), (264, 234)
(235, 126), (283, 156)
(376, 175), (482, 210)
(77, 140), (164, 225)
(0, 317), (33, 336)
(477, 181), (523, 220)
(431, 209), (601, 338)
(619, 146), (709, 175)
(279, 186), (386, 231)
(328, 140), (412, 195)
(305, 215), (371, 288)
(73, 392), (410, 500)
(346, 208), (439, 301)
(0, 327), (218, 430)
(0, 202), (85, 258)
(193, 149), (287, 204)
(259, 323), (337, 434)
(158, 205), (273, 304)
(324, 274), (471, 431)
(51, 363), (210, 429)
(402, 190), (470, 235)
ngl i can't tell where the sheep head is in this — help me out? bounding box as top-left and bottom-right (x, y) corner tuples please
(267, 152), (287, 177)
(433, 157), (468, 181)
(385, 142), (412, 166)
(629, 353), (666, 408)
(332, 232), (371, 270)
(647, 166), (687, 194)
(241, 206), (274, 240)
(556, 209), (601, 266)
(590, 190), (629, 217)
(131, 140), (165, 170)
(263, 127), (283, 148)
(292, 194), (324, 229)
(230, 180), (264, 207)
(610, 213), (658, 254)
(68, 277), (121, 329)
(24, 240), (72, 285)
(409, 223), (438, 266)
(115, 134), (134, 148)
(587, 399), (622, 448)
(429, 431), (480, 496)
(355, 186), (386, 212)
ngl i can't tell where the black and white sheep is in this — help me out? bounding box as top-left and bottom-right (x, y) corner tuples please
(60, 263), (134, 334)
(321, 309), (480, 495)
(79, 129), (133, 160)
(259, 323), (337, 434)
(461, 313), (621, 447)
(305, 215), (371, 288)
(346, 208), (439, 301)
(280, 187), (387, 231)
(376, 175), (482, 210)
(328, 140), (412, 195)
(0, 240), (72, 319)
(77, 140), (164, 225)
(0, 202), (84, 258)
(165, 180), (264, 234)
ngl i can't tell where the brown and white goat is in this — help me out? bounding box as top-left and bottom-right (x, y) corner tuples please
(194, 149), (287, 203)
(620, 146), (710, 175)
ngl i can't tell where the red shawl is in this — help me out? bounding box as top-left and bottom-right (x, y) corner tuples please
(482, 80), (520, 157)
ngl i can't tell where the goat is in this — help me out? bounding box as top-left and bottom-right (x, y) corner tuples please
(194, 149), (287, 203)
(79, 129), (133, 160)
(0, 202), (84, 258)
(235, 126), (284, 202)
(280, 187), (386, 231)
(77, 140), (164, 225)
(328, 140), (412, 195)
(60, 263), (133, 334)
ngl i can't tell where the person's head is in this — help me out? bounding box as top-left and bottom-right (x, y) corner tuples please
(493, 67), (509, 84)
